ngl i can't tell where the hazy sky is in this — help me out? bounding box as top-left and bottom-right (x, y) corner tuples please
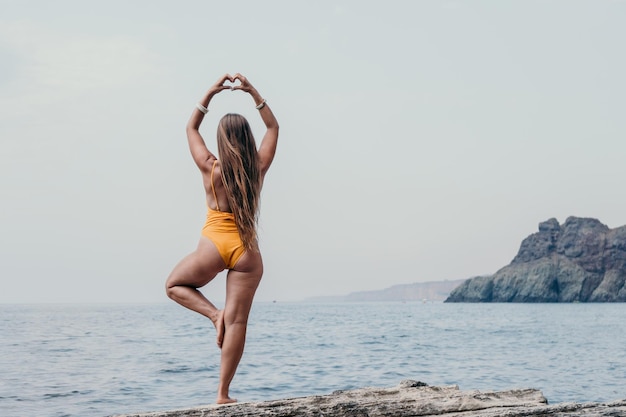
(1, 1), (625, 304)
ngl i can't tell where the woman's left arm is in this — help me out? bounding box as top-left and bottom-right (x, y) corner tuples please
(186, 74), (233, 173)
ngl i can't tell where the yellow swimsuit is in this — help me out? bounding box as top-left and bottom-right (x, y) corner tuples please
(201, 161), (245, 269)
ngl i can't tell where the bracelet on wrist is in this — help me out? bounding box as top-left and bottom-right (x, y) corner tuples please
(196, 103), (209, 114)
(255, 99), (267, 110)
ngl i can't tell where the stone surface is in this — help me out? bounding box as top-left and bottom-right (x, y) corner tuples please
(111, 381), (626, 417)
(446, 217), (626, 302)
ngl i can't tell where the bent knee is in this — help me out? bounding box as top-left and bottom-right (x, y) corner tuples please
(165, 279), (177, 299)
(165, 273), (189, 299)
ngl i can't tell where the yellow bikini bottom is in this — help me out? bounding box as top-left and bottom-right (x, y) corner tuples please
(201, 207), (245, 269)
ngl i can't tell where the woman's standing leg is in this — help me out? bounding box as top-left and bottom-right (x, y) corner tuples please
(216, 249), (263, 404)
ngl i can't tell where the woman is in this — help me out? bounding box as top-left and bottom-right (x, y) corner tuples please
(165, 73), (279, 404)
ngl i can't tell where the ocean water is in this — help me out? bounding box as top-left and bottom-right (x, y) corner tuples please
(1, 302), (625, 417)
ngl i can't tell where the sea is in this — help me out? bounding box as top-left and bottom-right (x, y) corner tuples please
(1, 302), (625, 417)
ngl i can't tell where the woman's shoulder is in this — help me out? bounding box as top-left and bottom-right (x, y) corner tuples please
(200, 156), (219, 172)
(198, 157), (221, 187)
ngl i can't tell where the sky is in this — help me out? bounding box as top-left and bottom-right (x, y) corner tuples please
(1, 1), (625, 304)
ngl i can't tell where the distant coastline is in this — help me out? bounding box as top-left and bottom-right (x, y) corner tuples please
(305, 279), (465, 302)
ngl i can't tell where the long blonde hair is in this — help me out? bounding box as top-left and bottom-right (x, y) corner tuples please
(216, 113), (261, 250)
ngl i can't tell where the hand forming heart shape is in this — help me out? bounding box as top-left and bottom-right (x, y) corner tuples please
(221, 73), (244, 90)
(224, 79), (242, 89)
(214, 73), (250, 93)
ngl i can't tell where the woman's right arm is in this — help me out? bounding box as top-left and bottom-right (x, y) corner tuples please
(186, 74), (233, 172)
(233, 74), (279, 175)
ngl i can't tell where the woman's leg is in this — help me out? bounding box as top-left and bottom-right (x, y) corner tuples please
(165, 237), (227, 344)
(216, 249), (263, 404)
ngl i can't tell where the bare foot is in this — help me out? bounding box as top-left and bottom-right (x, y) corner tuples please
(216, 396), (237, 405)
(215, 309), (225, 348)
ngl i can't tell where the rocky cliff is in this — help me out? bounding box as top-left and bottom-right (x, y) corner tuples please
(446, 217), (626, 302)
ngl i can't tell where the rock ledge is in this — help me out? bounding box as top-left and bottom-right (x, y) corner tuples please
(111, 380), (626, 417)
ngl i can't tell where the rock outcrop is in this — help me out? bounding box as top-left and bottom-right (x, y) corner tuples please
(446, 217), (626, 302)
(112, 381), (626, 417)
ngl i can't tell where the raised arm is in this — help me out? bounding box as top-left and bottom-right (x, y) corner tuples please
(232, 74), (279, 176)
(186, 74), (233, 172)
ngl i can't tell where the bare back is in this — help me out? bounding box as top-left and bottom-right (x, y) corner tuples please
(201, 157), (268, 214)
(202, 158), (232, 212)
